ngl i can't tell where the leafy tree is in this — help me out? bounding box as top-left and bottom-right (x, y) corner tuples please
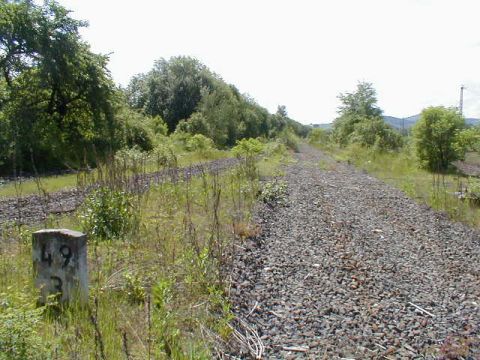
(349, 118), (402, 150)
(332, 82), (383, 145)
(332, 81), (402, 150)
(126, 57), (307, 147)
(413, 106), (465, 172)
(126, 56), (215, 133)
(454, 126), (480, 157)
(308, 128), (330, 144)
(0, 0), (117, 172)
(276, 105), (288, 118)
(116, 107), (154, 151)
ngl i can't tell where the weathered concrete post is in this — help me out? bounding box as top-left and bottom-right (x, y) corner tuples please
(32, 229), (88, 304)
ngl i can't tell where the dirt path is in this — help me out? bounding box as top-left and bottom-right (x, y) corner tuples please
(231, 145), (480, 359)
(0, 158), (237, 227)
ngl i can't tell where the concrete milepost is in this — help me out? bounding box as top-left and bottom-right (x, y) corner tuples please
(32, 229), (88, 304)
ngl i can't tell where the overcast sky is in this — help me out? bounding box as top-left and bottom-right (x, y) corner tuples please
(58, 0), (480, 124)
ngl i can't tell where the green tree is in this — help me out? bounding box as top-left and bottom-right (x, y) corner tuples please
(332, 81), (402, 150)
(413, 106), (465, 172)
(0, 0), (117, 172)
(126, 56), (215, 133)
(454, 126), (480, 157)
(349, 118), (402, 150)
(126, 56), (308, 147)
(332, 81), (383, 145)
(308, 128), (330, 144)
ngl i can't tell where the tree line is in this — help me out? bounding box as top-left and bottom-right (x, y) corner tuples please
(0, 0), (306, 175)
(311, 81), (480, 173)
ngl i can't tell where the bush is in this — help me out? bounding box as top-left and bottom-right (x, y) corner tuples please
(80, 187), (138, 241)
(186, 134), (216, 154)
(259, 179), (288, 206)
(278, 127), (299, 151)
(349, 118), (403, 151)
(170, 130), (193, 150)
(0, 292), (50, 360)
(413, 107), (464, 172)
(232, 138), (264, 159)
(308, 128), (330, 145)
(152, 144), (178, 168)
(232, 138), (264, 180)
(262, 141), (287, 157)
(114, 147), (149, 174)
(120, 109), (155, 152)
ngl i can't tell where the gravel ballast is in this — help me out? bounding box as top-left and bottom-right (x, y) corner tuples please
(0, 157), (238, 226)
(230, 145), (480, 359)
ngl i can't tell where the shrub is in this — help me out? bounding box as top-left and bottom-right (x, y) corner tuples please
(114, 147), (149, 174)
(413, 107), (465, 172)
(186, 134), (216, 154)
(349, 118), (403, 151)
(121, 110), (155, 152)
(259, 179), (288, 206)
(262, 141), (287, 157)
(0, 292), (50, 360)
(232, 138), (264, 179)
(232, 138), (264, 159)
(152, 144), (178, 169)
(278, 127), (299, 151)
(308, 128), (330, 145)
(80, 187), (137, 241)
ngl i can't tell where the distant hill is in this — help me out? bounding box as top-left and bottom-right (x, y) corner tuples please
(310, 115), (480, 132)
(310, 123), (332, 130)
(383, 115), (480, 130)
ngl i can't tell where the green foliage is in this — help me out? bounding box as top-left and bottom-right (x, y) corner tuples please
(152, 277), (183, 357)
(0, 0), (118, 173)
(152, 143), (178, 168)
(454, 126), (480, 158)
(118, 108), (154, 151)
(332, 82), (401, 150)
(232, 138), (264, 159)
(277, 127), (300, 151)
(413, 107), (465, 172)
(126, 56), (215, 132)
(0, 291), (51, 360)
(259, 179), (288, 205)
(114, 147), (149, 174)
(186, 134), (215, 154)
(123, 271), (146, 304)
(80, 187), (137, 241)
(232, 138), (264, 180)
(262, 140), (288, 157)
(149, 115), (169, 136)
(126, 57), (307, 148)
(176, 112), (210, 137)
(349, 118), (403, 151)
(308, 128), (330, 144)
(464, 177), (480, 205)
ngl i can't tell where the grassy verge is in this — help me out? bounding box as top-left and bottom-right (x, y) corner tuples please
(315, 143), (480, 228)
(0, 150), (229, 198)
(0, 141), (292, 359)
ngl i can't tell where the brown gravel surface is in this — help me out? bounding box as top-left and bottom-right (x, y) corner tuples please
(230, 145), (480, 359)
(0, 157), (238, 226)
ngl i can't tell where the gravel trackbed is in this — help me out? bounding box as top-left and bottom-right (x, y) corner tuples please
(0, 158), (238, 226)
(230, 145), (480, 359)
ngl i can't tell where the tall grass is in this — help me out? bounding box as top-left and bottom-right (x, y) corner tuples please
(0, 140), (291, 359)
(0, 148), (229, 198)
(317, 143), (480, 227)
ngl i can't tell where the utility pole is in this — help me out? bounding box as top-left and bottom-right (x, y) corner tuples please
(459, 85), (465, 115)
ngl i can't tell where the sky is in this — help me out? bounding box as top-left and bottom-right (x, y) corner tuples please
(57, 0), (480, 124)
